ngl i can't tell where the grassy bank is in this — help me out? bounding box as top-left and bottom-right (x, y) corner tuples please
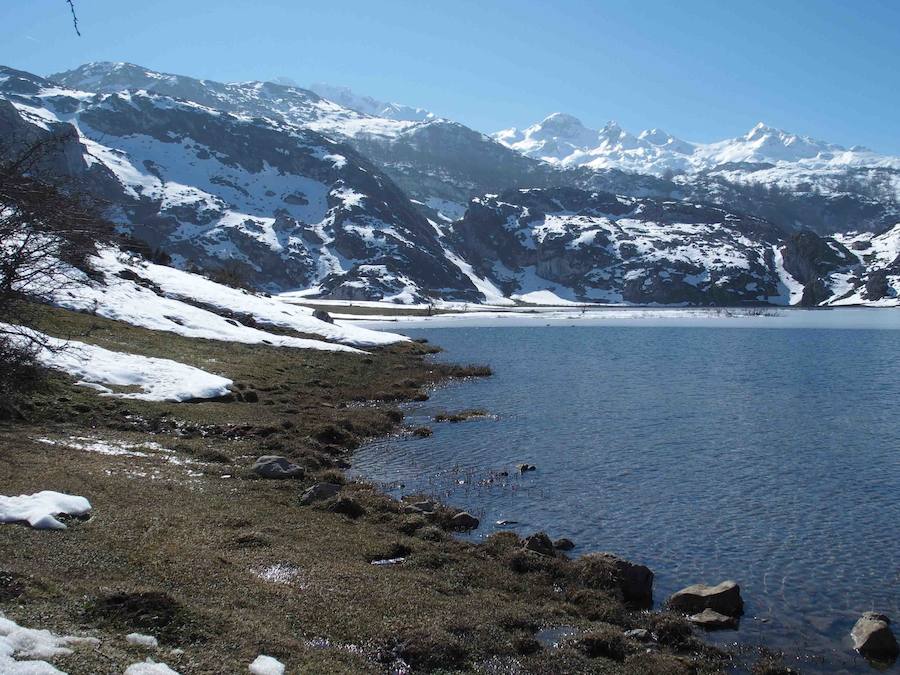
(1, 307), (729, 674)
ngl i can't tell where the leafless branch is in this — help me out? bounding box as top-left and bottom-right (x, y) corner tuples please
(66, 0), (81, 36)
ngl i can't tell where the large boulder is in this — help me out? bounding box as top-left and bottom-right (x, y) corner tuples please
(299, 482), (342, 505)
(668, 581), (743, 617)
(448, 511), (480, 531)
(851, 612), (899, 660)
(252, 456), (304, 479)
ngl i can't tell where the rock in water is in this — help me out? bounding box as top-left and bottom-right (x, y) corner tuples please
(299, 482), (342, 505)
(851, 612), (899, 660)
(252, 456), (305, 479)
(554, 537), (575, 551)
(449, 511), (480, 531)
(688, 608), (739, 630)
(523, 532), (556, 556)
(668, 581), (744, 616)
(576, 553), (654, 608)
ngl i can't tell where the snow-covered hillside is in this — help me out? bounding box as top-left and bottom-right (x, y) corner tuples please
(1, 65), (478, 302)
(451, 188), (900, 306)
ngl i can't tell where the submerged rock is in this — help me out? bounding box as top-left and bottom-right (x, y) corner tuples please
(516, 463), (536, 473)
(851, 612), (899, 660)
(688, 608), (738, 630)
(668, 581), (743, 617)
(252, 456), (304, 479)
(299, 482), (342, 505)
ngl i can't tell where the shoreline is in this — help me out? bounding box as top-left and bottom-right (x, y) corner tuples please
(1, 305), (735, 674)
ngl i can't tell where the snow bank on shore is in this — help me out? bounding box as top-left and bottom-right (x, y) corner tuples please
(0, 491), (92, 529)
(51, 249), (404, 351)
(12, 328), (234, 402)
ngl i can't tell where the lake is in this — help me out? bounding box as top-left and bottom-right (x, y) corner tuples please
(349, 310), (900, 672)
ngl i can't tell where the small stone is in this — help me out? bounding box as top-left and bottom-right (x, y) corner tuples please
(449, 511), (480, 531)
(516, 463), (536, 473)
(252, 456), (304, 479)
(688, 608), (738, 630)
(851, 612), (899, 660)
(554, 537), (575, 551)
(623, 629), (652, 642)
(299, 482), (342, 505)
(668, 581), (744, 617)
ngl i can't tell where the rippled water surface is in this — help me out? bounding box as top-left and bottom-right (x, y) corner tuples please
(351, 314), (900, 672)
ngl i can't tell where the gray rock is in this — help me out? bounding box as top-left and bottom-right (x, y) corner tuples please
(449, 511), (480, 531)
(313, 309), (334, 324)
(688, 608), (739, 630)
(299, 482), (342, 505)
(623, 629), (652, 642)
(668, 581), (743, 617)
(516, 463), (536, 473)
(851, 612), (899, 660)
(252, 455), (304, 479)
(523, 532), (556, 556)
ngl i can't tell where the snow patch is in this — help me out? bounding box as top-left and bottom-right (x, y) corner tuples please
(249, 654), (285, 675)
(0, 491), (92, 530)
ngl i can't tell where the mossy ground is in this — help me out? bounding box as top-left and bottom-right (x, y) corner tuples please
(1, 306), (727, 673)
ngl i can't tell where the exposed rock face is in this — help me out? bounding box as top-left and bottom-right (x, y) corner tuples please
(851, 612), (899, 660)
(668, 581), (744, 617)
(251, 456), (304, 479)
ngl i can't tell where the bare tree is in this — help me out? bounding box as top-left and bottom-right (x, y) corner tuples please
(0, 135), (112, 415)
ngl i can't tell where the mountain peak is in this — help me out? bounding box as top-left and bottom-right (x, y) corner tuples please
(308, 82), (434, 122)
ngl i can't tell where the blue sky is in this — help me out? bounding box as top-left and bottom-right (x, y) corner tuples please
(3, 0), (899, 152)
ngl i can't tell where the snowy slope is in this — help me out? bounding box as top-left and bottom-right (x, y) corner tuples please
(49, 248), (402, 350)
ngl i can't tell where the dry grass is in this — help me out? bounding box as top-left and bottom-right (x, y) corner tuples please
(0, 306), (727, 673)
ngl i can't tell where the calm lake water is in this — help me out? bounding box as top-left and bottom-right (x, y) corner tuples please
(350, 312), (900, 672)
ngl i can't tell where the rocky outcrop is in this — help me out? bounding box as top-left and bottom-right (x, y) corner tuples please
(668, 581), (744, 617)
(851, 612), (899, 661)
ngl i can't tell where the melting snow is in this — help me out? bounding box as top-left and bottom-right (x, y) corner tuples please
(0, 613), (99, 673)
(0, 491), (92, 530)
(249, 655), (285, 675)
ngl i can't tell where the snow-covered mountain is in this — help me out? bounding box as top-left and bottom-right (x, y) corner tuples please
(496, 114), (900, 175)
(308, 82), (435, 123)
(1, 65), (479, 301)
(1, 62), (897, 306)
(451, 187), (900, 306)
